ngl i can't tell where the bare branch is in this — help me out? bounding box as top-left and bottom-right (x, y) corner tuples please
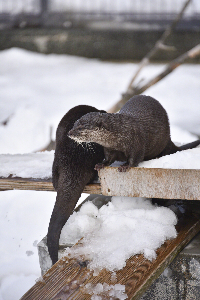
(108, 44), (200, 113)
(127, 0), (192, 92)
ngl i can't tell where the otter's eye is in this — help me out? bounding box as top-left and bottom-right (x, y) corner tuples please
(96, 120), (103, 128)
(99, 121), (107, 130)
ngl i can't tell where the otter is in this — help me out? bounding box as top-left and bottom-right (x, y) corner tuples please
(68, 95), (200, 172)
(47, 105), (105, 265)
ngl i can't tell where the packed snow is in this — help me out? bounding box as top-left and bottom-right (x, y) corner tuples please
(60, 197), (177, 273)
(0, 47), (200, 299)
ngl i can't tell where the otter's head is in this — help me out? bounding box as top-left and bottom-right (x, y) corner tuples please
(68, 112), (113, 147)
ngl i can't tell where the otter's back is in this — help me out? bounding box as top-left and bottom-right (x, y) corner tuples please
(119, 95), (168, 121)
(119, 95), (170, 159)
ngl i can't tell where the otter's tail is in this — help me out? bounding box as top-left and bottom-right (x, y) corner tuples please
(179, 140), (200, 151)
(158, 139), (200, 158)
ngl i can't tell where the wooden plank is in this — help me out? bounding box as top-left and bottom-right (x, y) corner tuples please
(1, 166), (200, 200)
(99, 167), (200, 200)
(20, 213), (200, 300)
(0, 177), (101, 194)
(0, 177), (54, 192)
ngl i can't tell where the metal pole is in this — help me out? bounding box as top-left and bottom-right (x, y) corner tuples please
(40, 0), (48, 25)
(41, 0), (48, 14)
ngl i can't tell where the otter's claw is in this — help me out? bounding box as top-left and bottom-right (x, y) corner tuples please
(118, 164), (130, 172)
(95, 163), (105, 171)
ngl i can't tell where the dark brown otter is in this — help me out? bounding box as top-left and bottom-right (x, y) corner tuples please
(68, 95), (200, 172)
(47, 105), (105, 265)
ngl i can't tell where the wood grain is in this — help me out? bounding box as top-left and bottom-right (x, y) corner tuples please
(20, 213), (200, 300)
(0, 177), (101, 195)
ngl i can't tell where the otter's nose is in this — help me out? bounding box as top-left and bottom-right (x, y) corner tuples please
(68, 129), (76, 138)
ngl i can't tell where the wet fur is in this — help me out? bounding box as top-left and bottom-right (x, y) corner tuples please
(68, 95), (200, 170)
(47, 105), (105, 264)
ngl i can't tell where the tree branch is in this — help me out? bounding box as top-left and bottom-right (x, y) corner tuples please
(127, 0), (192, 92)
(108, 44), (200, 113)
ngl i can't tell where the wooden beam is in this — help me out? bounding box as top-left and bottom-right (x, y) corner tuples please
(99, 167), (200, 200)
(20, 213), (200, 300)
(0, 177), (101, 194)
(1, 166), (200, 200)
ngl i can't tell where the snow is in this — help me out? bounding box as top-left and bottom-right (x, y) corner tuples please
(139, 148), (200, 169)
(0, 152), (54, 179)
(1, 47), (200, 152)
(1, 143), (200, 182)
(60, 197), (177, 274)
(0, 190), (56, 300)
(1, 146), (200, 183)
(0, 47), (200, 299)
(84, 282), (127, 300)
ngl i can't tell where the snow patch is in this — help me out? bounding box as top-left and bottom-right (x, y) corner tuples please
(0, 152), (54, 179)
(60, 197), (177, 273)
(139, 148), (200, 169)
(84, 282), (127, 300)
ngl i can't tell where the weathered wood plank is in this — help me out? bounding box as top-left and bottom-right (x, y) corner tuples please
(99, 167), (200, 200)
(0, 177), (101, 194)
(20, 213), (200, 300)
(1, 167), (200, 200)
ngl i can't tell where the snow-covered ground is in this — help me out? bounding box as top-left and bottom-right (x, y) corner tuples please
(0, 47), (200, 299)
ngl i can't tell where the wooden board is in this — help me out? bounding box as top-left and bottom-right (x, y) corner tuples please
(99, 167), (200, 200)
(20, 213), (200, 300)
(2, 166), (200, 200)
(0, 177), (101, 194)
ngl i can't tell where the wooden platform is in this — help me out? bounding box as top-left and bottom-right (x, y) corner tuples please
(99, 167), (200, 200)
(1, 166), (200, 200)
(20, 212), (200, 300)
(1, 164), (200, 299)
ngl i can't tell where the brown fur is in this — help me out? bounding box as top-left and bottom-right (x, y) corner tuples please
(68, 95), (200, 171)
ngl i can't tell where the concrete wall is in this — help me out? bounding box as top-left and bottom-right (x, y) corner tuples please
(0, 27), (200, 61)
(141, 233), (200, 300)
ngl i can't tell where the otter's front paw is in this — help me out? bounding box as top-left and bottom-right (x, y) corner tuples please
(118, 164), (130, 172)
(95, 163), (105, 171)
